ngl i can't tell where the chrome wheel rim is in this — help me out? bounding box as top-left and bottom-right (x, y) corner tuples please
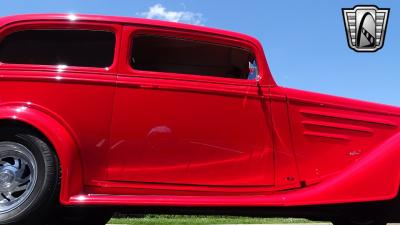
(0, 142), (37, 214)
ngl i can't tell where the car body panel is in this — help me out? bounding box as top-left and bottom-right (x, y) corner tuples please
(0, 14), (399, 208)
(282, 87), (400, 185)
(108, 77), (275, 187)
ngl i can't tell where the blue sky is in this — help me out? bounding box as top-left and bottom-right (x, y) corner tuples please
(0, 0), (398, 106)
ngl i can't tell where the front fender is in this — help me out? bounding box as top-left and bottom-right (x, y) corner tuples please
(0, 102), (83, 205)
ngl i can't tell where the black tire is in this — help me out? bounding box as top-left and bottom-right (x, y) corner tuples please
(0, 126), (60, 225)
(50, 207), (113, 225)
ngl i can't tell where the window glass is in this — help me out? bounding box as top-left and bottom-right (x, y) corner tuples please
(0, 29), (115, 68)
(131, 35), (257, 80)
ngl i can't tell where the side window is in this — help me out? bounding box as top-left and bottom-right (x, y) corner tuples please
(131, 35), (258, 80)
(0, 29), (115, 68)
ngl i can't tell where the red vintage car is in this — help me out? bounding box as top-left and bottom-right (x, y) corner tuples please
(0, 14), (399, 225)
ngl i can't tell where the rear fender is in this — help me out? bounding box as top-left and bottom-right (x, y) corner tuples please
(283, 131), (400, 205)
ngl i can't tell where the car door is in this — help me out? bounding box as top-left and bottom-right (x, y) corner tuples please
(107, 25), (274, 187)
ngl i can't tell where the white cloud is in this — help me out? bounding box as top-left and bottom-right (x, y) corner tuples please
(140, 4), (204, 25)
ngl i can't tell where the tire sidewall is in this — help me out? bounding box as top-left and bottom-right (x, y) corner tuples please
(0, 130), (59, 225)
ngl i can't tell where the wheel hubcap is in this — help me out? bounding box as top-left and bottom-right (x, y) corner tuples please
(0, 169), (15, 190)
(0, 142), (37, 214)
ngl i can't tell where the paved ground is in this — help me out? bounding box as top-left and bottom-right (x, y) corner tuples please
(106, 224), (332, 225)
(108, 224), (400, 225)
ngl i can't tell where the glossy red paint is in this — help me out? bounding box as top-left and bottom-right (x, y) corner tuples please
(0, 14), (399, 208)
(108, 25), (274, 187)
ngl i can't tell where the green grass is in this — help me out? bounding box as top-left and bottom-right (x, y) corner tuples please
(109, 215), (314, 225)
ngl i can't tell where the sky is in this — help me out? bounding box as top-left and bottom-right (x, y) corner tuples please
(0, 0), (398, 106)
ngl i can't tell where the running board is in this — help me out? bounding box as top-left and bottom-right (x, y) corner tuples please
(68, 194), (286, 207)
(67, 186), (394, 207)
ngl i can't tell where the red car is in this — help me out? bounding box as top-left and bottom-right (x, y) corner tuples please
(0, 14), (399, 225)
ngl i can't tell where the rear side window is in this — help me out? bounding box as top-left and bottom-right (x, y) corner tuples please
(0, 29), (115, 68)
(131, 35), (257, 80)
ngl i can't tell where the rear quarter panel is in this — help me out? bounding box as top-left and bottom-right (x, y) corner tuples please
(283, 87), (400, 185)
(263, 86), (400, 205)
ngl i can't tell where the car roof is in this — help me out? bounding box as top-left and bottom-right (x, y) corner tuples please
(0, 13), (261, 45)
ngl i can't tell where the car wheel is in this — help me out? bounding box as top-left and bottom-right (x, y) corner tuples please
(0, 127), (60, 225)
(50, 207), (114, 225)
